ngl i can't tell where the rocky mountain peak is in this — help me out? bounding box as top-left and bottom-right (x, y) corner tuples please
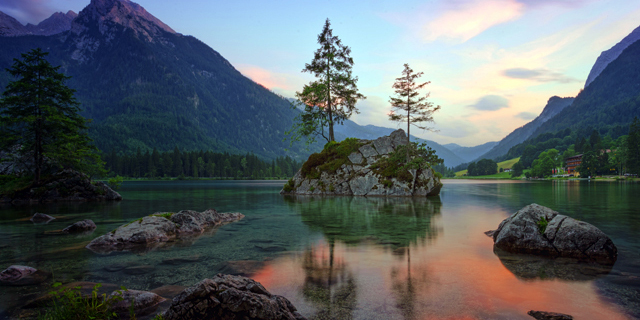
(29, 10), (77, 36)
(0, 11), (28, 36)
(72, 0), (176, 41)
(585, 25), (640, 88)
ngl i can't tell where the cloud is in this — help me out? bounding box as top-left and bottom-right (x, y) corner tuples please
(502, 68), (580, 83)
(423, 0), (524, 43)
(515, 112), (537, 120)
(0, 0), (52, 25)
(468, 95), (510, 111)
(236, 64), (308, 97)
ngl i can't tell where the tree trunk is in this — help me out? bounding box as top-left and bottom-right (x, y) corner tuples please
(406, 98), (410, 164)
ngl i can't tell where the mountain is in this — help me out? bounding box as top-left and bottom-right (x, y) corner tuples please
(0, 0), (309, 160)
(443, 141), (498, 163)
(585, 25), (640, 88)
(477, 96), (574, 161)
(0, 10), (76, 36)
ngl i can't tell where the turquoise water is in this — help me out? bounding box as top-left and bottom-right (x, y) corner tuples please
(0, 180), (639, 319)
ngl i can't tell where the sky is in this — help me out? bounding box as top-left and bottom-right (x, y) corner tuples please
(3, 0), (640, 147)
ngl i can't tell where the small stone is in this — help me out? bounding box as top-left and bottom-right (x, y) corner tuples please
(62, 219), (97, 233)
(30, 213), (55, 223)
(109, 289), (165, 316)
(0, 265), (50, 286)
(527, 310), (573, 320)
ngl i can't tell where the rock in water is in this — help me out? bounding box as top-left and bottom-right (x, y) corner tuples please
(30, 213), (55, 223)
(491, 204), (617, 264)
(281, 129), (442, 196)
(527, 310), (573, 320)
(86, 209), (244, 253)
(62, 219), (97, 233)
(109, 289), (166, 317)
(161, 274), (306, 320)
(0, 265), (50, 286)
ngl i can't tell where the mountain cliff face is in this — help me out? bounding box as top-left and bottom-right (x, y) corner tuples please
(0, 10), (76, 36)
(477, 96), (574, 161)
(585, 25), (640, 88)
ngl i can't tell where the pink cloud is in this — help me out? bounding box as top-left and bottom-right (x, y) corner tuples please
(236, 65), (304, 96)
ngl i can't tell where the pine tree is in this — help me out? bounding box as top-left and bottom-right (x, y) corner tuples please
(291, 18), (366, 144)
(389, 63), (441, 162)
(627, 116), (640, 174)
(0, 48), (104, 184)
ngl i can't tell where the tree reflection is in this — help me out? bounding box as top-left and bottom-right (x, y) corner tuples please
(283, 195), (442, 249)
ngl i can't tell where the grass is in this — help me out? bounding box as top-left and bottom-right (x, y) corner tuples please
(455, 157), (521, 178)
(537, 216), (549, 234)
(301, 138), (363, 179)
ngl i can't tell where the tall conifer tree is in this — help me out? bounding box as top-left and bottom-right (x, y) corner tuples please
(389, 63), (441, 162)
(0, 48), (104, 184)
(291, 18), (365, 144)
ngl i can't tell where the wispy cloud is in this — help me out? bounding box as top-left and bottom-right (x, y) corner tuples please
(515, 111), (537, 120)
(469, 95), (510, 111)
(423, 0), (524, 43)
(0, 0), (51, 25)
(236, 64), (308, 97)
(503, 67), (580, 83)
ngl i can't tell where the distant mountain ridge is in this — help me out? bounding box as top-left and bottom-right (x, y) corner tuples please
(444, 141), (497, 163)
(585, 25), (640, 88)
(0, 10), (76, 36)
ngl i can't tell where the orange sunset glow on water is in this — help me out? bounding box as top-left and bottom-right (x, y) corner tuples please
(251, 201), (631, 320)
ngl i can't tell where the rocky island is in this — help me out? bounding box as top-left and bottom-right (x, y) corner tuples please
(281, 129), (442, 196)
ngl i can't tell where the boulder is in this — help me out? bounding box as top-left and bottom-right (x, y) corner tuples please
(491, 204), (617, 264)
(30, 212), (55, 223)
(62, 219), (97, 233)
(5, 169), (122, 204)
(161, 274), (306, 320)
(0, 265), (50, 286)
(109, 289), (166, 317)
(86, 209), (244, 253)
(281, 129), (442, 197)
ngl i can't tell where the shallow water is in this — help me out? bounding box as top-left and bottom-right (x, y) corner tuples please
(1, 180), (639, 319)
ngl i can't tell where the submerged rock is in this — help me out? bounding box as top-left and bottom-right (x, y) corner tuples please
(491, 204), (617, 264)
(30, 213), (55, 223)
(0, 265), (50, 286)
(527, 310), (573, 320)
(109, 289), (166, 317)
(62, 219), (97, 233)
(86, 209), (244, 253)
(281, 129), (442, 196)
(161, 274), (306, 320)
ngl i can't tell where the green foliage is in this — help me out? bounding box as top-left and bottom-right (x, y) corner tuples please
(510, 161), (524, 178)
(0, 174), (32, 196)
(38, 282), (123, 320)
(300, 138), (363, 179)
(290, 18), (366, 143)
(152, 212), (174, 219)
(107, 175), (124, 190)
(283, 178), (295, 192)
(627, 117), (640, 174)
(388, 63), (440, 160)
(537, 216), (549, 234)
(467, 159), (498, 176)
(371, 142), (443, 183)
(0, 48), (105, 184)
(529, 149), (560, 178)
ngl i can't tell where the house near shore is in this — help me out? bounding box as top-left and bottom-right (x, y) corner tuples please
(565, 154), (583, 176)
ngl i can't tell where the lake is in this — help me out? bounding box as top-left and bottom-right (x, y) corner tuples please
(1, 179), (639, 319)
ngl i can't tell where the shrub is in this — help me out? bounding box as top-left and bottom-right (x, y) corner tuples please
(107, 175), (123, 190)
(282, 179), (295, 192)
(38, 282), (123, 320)
(537, 216), (549, 234)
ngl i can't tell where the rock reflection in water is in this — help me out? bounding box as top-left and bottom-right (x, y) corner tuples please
(494, 248), (613, 281)
(284, 195), (442, 248)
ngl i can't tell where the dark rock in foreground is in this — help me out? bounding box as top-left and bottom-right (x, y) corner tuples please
(161, 274), (306, 320)
(86, 209), (244, 253)
(491, 204), (617, 264)
(30, 213), (55, 223)
(3, 169), (122, 204)
(281, 129), (442, 196)
(528, 310), (573, 320)
(62, 219), (97, 233)
(0, 265), (50, 286)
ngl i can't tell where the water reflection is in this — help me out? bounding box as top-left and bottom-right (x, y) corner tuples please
(284, 196), (442, 248)
(494, 248), (613, 281)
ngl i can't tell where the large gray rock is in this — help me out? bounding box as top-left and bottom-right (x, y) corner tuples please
(281, 129), (442, 197)
(86, 209), (244, 253)
(0, 265), (50, 286)
(491, 204), (617, 264)
(161, 274), (306, 320)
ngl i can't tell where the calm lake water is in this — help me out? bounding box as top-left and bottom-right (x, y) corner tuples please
(1, 180), (639, 319)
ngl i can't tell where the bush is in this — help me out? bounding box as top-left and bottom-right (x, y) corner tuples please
(107, 175), (123, 190)
(39, 283), (123, 320)
(282, 179), (295, 192)
(300, 138), (363, 179)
